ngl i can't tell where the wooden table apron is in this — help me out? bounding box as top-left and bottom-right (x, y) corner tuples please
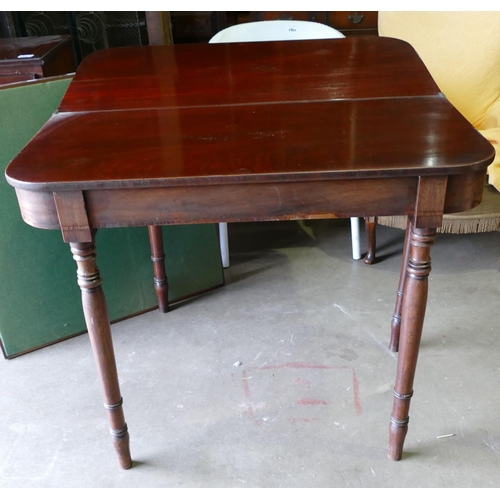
(5, 37), (495, 469)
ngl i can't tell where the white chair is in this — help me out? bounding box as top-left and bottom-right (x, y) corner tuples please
(210, 19), (344, 44)
(209, 20), (362, 267)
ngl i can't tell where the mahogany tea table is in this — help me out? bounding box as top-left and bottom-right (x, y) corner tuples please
(5, 37), (495, 469)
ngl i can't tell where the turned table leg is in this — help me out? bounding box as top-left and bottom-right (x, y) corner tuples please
(388, 226), (436, 461)
(148, 225), (169, 313)
(389, 218), (412, 352)
(363, 216), (377, 265)
(70, 241), (132, 469)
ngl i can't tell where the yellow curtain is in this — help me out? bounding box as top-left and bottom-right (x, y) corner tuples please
(378, 11), (500, 191)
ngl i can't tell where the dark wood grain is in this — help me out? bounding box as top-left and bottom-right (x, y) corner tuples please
(57, 38), (438, 112)
(6, 97), (493, 193)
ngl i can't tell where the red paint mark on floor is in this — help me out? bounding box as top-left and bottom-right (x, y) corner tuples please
(294, 377), (311, 387)
(243, 362), (362, 418)
(241, 370), (259, 425)
(289, 418), (318, 424)
(352, 369), (362, 415)
(241, 370), (252, 399)
(297, 398), (327, 406)
(335, 365), (363, 414)
(261, 362), (331, 370)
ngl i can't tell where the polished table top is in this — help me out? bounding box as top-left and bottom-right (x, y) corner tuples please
(5, 37), (495, 469)
(6, 37), (492, 193)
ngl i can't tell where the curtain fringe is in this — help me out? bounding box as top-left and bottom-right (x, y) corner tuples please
(377, 215), (500, 234)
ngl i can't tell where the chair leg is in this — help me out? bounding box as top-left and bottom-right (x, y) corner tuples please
(350, 217), (362, 260)
(364, 216), (377, 264)
(148, 225), (169, 313)
(219, 222), (230, 268)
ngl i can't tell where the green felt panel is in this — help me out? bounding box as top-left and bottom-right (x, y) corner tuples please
(0, 78), (224, 358)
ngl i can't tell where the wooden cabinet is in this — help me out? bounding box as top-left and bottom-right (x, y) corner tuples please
(327, 11), (378, 36)
(169, 11), (378, 44)
(169, 12), (227, 43)
(0, 35), (75, 85)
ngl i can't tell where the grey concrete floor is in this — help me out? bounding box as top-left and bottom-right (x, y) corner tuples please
(1, 219), (499, 487)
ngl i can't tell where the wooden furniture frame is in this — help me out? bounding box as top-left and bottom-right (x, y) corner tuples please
(0, 35), (75, 85)
(5, 38), (494, 469)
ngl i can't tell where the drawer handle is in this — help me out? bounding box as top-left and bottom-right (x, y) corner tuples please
(348, 12), (364, 24)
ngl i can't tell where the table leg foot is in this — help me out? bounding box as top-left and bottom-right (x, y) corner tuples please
(388, 415), (409, 461)
(111, 424), (132, 469)
(388, 226), (436, 460)
(70, 240), (132, 469)
(148, 225), (169, 313)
